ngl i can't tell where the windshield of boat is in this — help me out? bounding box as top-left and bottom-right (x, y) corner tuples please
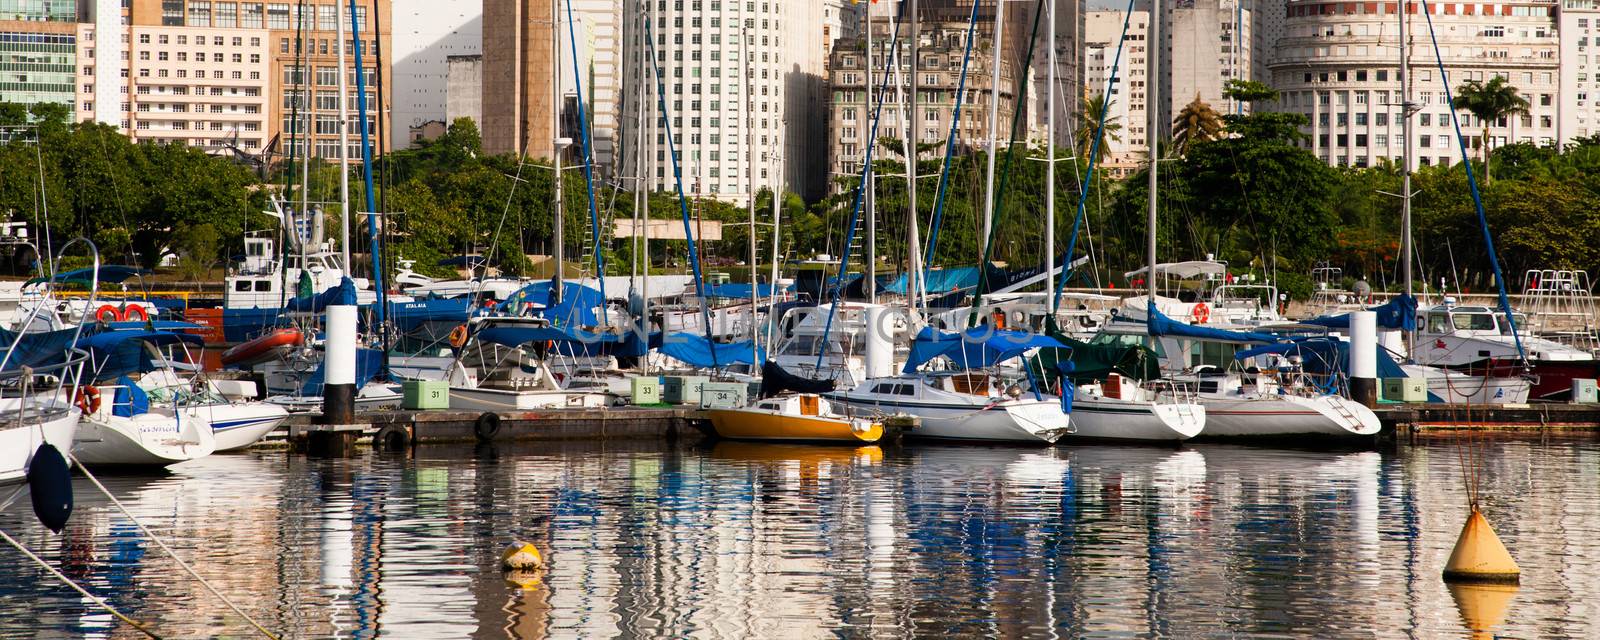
(1496, 313), (1529, 335)
(779, 334), (861, 357)
(1452, 313), (1496, 332)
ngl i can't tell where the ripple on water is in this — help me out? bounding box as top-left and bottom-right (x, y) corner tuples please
(1, 438), (1598, 638)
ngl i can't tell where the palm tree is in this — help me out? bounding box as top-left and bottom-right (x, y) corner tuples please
(1450, 76), (1530, 181)
(1072, 92), (1123, 161)
(1171, 94), (1223, 155)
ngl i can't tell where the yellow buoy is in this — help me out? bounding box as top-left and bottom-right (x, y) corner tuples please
(503, 568), (543, 590)
(500, 540), (545, 571)
(1443, 509), (1520, 583)
(1448, 582), (1519, 640)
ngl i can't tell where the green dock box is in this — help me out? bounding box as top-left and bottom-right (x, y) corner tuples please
(1381, 377), (1427, 403)
(630, 376), (662, 404)
(699, 381), (747, 409)
(662, 375), (709, 404)
(402, 380), (450, 409)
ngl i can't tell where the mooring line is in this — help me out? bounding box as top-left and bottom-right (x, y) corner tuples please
(0, 527), (162, 639)
(69, 457), (283, 640)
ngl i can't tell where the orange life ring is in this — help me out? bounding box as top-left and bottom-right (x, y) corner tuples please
(123, 305), (149, 322)
(74, 385), (102, 415)
(448, 324), (469, 348)
(1191, 302), (1210, 325)
(95, 304), (122, 323)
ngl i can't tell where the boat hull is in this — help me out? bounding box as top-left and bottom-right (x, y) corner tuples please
(829, 395), (1068, 444)
(1196, 394), (1379, 438)
(705, 408), (883, 443)
(1443, 358), (1598, 401)
(72, 413), (215, 467)
(1066, 396), (1206, 442)
(0, 402), (79, 485)
(204, 403), (291, 451)
(448, 386), (618, 412)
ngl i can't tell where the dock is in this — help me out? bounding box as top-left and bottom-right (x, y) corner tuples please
(278, 402), (1600, 451)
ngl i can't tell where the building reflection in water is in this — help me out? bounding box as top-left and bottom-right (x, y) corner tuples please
(1, 439), (1599, 638)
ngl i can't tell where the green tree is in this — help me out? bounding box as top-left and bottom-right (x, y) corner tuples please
(1450, 76), (1530, 181)
(1171, 94), (1223, 155)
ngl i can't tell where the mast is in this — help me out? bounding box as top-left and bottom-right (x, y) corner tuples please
(298, 0), (314, 248)
(552, 0), (565, 306)
(350, 0), (386, 367)
(745, 10), (759, 364)
(769, 151), (782, 354)
(865, 2), (877, 303)
(336, 0), (350, 270)
(982, 0), (1004, 248)
(1045, 0), (1056, 313)
(1145, 0), (1160, 304)
(1399, 0), (1415, 349)
(635, 0), (651, 372)
(906, 0), (924, 315)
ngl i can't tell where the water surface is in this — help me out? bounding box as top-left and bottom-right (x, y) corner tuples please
(1, 437), (1597, 638)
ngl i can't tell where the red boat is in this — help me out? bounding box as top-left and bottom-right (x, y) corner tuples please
(221, 328), (304, 368)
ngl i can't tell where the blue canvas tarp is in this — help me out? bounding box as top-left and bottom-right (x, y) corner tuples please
(1146, 302), (1280, 344)
(282, 277), (358, 313)
(703, 283), (780, 299)
(883, 266), (982, 295)
(497, 281), (607, 327)
(295, 348), (384, 396)
(80, 329), (204, 382)
(904, 326), (1068, 372)
(1234, 337), (1408, 379)
(1301, 294), (1419, 332)
(28, 265), (151, 285)
(0, 327), (82, 372)
(658, 333), (764, 368)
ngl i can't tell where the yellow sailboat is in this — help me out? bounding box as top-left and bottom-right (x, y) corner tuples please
(704, 394), (885, 443)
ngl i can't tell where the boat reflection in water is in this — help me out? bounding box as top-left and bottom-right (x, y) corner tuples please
(1, 439), (1598, 638)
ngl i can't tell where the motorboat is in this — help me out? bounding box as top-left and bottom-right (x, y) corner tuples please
(704, 394), (884, 443)
(830, 372), (1068, 444)
(1163, 369), (1380, 438)
(1413, 302), (1597, 400)
(445, 317), (621, 411)
(71, 380), (216, 467)
(1399, 363), (1532, 404)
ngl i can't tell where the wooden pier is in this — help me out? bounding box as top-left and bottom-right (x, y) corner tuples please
(277, 401), (1600, 451)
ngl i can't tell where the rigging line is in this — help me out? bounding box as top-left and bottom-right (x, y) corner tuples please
(813, 1), (909, 372)
(564, 0), (608, 325)
(0, 528), (163, 639)
(1051, 0), (1134, 314)
(1417, 0), (1527, 365)
(968, 0), (1048, 331)
(921, 0), (983, 280)
(642, 12), (719, 367)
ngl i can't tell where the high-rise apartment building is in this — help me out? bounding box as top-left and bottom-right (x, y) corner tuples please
(826, 19), (1017, 180)
(1083, 9), (1150, 162)
(1156, 0), (1254, 133)
(391, 0), (482, 149)
(617, 0), (830, 201)
(0, 15), (77, 114)
(79, 23), (272, 150)
(446, 53), (481, 129)
(1270, 0), (1561, 169)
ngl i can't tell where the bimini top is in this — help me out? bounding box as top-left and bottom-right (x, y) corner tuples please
(1123, 261), (1226, 282)
(903, 326), (1067, 373)
(27, 265), (152, 286)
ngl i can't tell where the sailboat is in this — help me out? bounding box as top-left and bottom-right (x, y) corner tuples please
(704, 393), (884, 444)
(70, 330), (217, 467)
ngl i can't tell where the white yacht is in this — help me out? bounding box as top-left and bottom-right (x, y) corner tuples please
(828, 372), (1070, 444)
(1067, 373), (1206, 442)
(445, 317), (622, 411)
(1413, 302), (1596, 401)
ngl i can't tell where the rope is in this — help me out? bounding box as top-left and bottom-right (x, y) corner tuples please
(0, 528), (162, 638)
(1051, 0), (1135, 315)
(812, 4), (908, 372)
(920, 0), (983, 281)
(564, 0), (609, 325)
(642, 13), (719, 368)
(1417, 0), (1527, 365)
(68, 456), (281, 640)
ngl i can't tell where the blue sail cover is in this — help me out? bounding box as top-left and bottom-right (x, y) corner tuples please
(282, 277), (358, 313)
(497, 281), (606, 327)
(903, 326), (1068, 372)
(28, 265), (151, 285)
(1302, 294), (1419, 332)
(884, 266), (982, 295)
(295, 348), (384, 396)
(658, 333), (764, 368)
(703, 283), (780, 299)
(80, 330), (205, 382)
(1234, 337), (1408, 379)
(1146, 302), (1280, 344)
